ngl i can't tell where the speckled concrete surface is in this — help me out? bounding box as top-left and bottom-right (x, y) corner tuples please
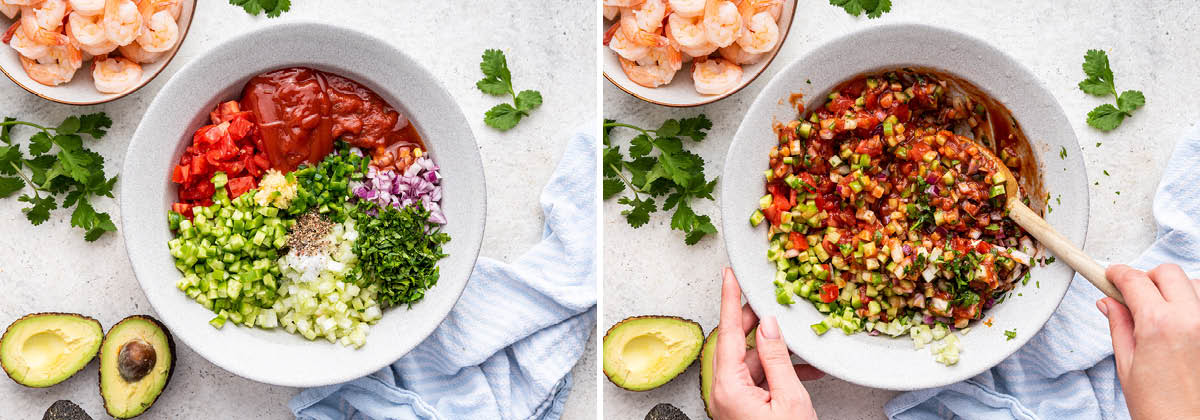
(603, 1), (1200, 419)
(0, 1), (595, 419)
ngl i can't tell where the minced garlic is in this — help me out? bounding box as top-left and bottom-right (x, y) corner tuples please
(254, 169), (298, 209)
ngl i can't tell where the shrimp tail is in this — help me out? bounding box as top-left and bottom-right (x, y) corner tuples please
(2, 22), (18, 44)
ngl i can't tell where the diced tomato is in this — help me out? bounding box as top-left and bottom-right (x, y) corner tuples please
(772, 193), (789, 212)
(171, 165), (188, 184)
(763, 207), (781, 226)
(226, 176), (256, 198)
(172, 202), (192, 217)
(828, 96), (855, 114)
(854, 136), (884, 157)
(227, 117), (254, 140)
(893, 104), (910, 122)
(797, 173), (818, 193)
(820, 283), (839, 303)
(908, 142), (932, 162)
(790, 231), (809, 251)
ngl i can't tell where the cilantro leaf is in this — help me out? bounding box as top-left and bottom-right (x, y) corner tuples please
(0, 176), (23, 197)
(619, 196), (656, 228)
(514, 90), (542, 112)
(603, 178), (625, 199)
(1080, 50), (1114, 96)
(1078, 49), (1143, 131)
(228, 0), (290, 17)
(76, 113), (112, 138)
(477, 49), (541, 131)
(1004, 329), (1017, 341)
(603, 116), (718, 245)
(1087, 104), (1125, 131)
(28, 132), (52, 156)
(628, 134), (653, 159)
(829, 0), (892, 18)
(1117, 90), (1145, 113)
(0, 113), (117, 240)
(19, 193), (56, 225)
(483, 103), (523, 131)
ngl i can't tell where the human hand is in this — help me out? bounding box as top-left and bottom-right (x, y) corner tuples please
(1099, 264), (1200, 419)
(711, 267), (823, 420)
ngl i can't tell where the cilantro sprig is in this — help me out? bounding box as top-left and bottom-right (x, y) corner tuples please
(477, 49), (542, 131)
(829, 0), (892, 18)
(1078, 50), (1144, 131)
(603, 116), (718, 245)
(228, 0), (291, 17)
(0, 113), (118, 241)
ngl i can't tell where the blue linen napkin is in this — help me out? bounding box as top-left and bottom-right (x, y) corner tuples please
(290, 130), (598, 420)
(885, 125), (1200, 420)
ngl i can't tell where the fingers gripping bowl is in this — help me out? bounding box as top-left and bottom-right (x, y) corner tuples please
(121, 22), (485, 387)
(721, 24), (1088, 390)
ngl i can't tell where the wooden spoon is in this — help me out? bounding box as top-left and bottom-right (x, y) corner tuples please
(976, 146), (1124, 303)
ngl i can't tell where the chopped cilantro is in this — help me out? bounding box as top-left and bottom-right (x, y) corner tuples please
(1004, 329), (1017, 340)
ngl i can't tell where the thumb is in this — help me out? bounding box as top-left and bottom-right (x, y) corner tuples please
(755, 316), (810, 410)
(1098, 298), (1135, 376)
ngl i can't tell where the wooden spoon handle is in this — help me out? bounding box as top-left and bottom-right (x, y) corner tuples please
(1007, 201), (1124, 304)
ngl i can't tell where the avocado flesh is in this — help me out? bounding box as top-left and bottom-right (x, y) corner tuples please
(699, 327), (756, 419)
(0, 313), (103, 388)
(603, 316), (703, 391)
(99, 316), (174, 419)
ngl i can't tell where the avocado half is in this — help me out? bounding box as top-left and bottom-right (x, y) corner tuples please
(603, 316), (703, 392)
(99, 315), (175, 419)
(699, 327), (756, 419)
(0, 313), (103, 388)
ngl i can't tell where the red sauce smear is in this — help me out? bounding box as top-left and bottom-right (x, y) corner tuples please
(240, 67), (424, 172)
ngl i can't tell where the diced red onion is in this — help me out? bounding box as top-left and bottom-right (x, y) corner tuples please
(353, 156), (445, 224)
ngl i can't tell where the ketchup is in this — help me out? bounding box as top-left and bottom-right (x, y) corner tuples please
(240, 67), (424, 172)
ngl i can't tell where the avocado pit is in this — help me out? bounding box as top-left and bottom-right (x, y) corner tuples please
(117, 339), (156, 382)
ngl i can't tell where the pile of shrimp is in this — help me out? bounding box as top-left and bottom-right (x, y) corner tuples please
(603, 0), (783, 95)
(0, 0), (182, 93)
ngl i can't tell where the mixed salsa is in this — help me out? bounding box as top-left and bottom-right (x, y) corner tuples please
(752, 69), (1039, 364)
(166, 68), (448, 348)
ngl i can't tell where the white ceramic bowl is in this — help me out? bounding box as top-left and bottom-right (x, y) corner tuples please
(603, 0), (797, 107)
(720, 23), (1088, 390)
(120, 22), (486, 387)
(0, 0), (196, 105)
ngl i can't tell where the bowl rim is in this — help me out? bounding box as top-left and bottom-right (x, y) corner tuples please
(602, 0), (799, 108)
(719, 22), (1089, 390)
(118, 20), (487, 387)
(0, 0), (197, 106)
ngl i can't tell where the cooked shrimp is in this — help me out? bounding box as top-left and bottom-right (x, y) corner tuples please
(603, 0), (645, 7)
(135, 10), (177, 52)
(1, 0), (42, 5)
(603, 5), (619, 20)
(25, 0), (68, 32)
(8, 23), (51, 60)
(66, 13), (119, 56)
(19, 7), (70, 46)
(718, 42), (765, 65)
(702, 0), (741, 48)
(0, 3), (18, 19)
(618, 8), (664, 47)
(619, 37), (682, 88)
(91, 55), (141, 93)
(140, 0), (181, 20)
(20, 43), (82, 86)
(739, 0), (783, 20)
(666, 13), (716, 58)
(102, 0), (143, 46)
(736, 12), (779, 54)
(70, 0), (106, 16)
(116, 40), (163, 63)
(608, 25), (651, 61)
(668, 0), (705, 17)
(691, 56), (742, 95)
(630, 0), (667, 33)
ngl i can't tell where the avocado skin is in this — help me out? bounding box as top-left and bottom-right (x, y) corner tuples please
(603, 315), (704, 391)
(645, 403), (691, 420)
(1, 312), (103, 388)
(43, 400), (93, 420)
(99, 315), (176, 419)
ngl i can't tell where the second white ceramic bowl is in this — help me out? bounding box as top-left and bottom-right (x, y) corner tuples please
(721, 23), (1089, 390)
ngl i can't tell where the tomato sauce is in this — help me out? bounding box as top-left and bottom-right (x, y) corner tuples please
(240, 67), (424, 172)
